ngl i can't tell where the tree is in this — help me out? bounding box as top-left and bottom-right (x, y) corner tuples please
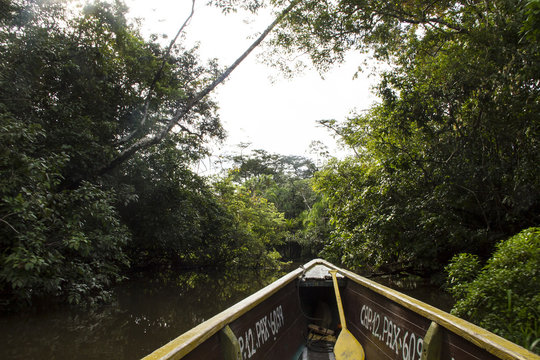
(0, 0), (222, 306)
(1, 0), (305, 306)
(272, 0), (540, 273)
(297, 195), (333, 259)
(116, 137), (240, 268)
(522, 0), (540, 41)
(0, 0), (311, 308)
(97, 0), (302, 177)
(226, 150), (317, 216)
(0, 114), (129, 306)
(217, 149), (328, 259)
(213, 174), (287, 267)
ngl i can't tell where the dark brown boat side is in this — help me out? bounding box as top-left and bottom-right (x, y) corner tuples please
(143, 259), (539, 360)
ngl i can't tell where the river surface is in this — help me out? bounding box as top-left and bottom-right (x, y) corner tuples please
(0, 264), (453, 359)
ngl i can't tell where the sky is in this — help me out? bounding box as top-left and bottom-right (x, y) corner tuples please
(125, 0), (380, 169)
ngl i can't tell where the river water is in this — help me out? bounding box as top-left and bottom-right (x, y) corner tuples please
(0, 264), (453, 359)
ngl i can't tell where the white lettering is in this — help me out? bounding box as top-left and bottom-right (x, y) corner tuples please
(357, 303), (425, 359)
(235, 305), (285, 359)
(392, 324), (401, 353)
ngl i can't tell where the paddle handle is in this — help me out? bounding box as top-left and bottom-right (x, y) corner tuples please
(329, 270), (347, 330)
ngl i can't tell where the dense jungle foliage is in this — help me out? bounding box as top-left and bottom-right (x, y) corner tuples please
(264, 0), (539, 351)
(1, 0), (538, 351)
(0, 0), (329, 308)
(267, 0), (540, 275)
(446, 228), (539, 352)
(214, 149), (331, 260)
(0, 0), (289, 307)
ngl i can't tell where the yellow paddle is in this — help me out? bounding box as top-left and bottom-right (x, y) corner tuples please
(329, 270), (366, 360)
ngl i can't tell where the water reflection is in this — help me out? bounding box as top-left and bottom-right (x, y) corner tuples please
(372, 274), (455, 312)
(0, 266), (287, 360)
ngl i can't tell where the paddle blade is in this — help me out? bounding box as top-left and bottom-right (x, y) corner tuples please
(334, 329), (365, 360)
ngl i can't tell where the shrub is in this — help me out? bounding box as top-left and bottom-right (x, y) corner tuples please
(446, 227), (540, 353)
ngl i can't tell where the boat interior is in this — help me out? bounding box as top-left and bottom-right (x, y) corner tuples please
(292, 264), (347, 360)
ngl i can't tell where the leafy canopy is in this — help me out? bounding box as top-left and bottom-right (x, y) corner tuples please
(272, 0), (540, 274)
(0, 0), (226, 306)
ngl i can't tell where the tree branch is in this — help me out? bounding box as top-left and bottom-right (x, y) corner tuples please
(453, 183), (490, 230)
(98, 0), (302, 177)
(117, 0), (196, 146)
(0, 217), (19, 234)
(378, 9), (468, 34)
(317, 119), (362, 158)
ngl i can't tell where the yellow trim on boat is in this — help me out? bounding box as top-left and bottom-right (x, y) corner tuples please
(142, 259), (320, 360)
(143, 259), (539, 360)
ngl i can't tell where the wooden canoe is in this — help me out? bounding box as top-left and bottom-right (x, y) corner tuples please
(142, 259), (539, 360)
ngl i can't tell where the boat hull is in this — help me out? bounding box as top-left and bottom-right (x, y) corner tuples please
(343, 279), (499, 360)
(143, 259), (538, 360)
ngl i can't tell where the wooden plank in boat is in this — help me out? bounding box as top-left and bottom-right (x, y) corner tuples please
(300, 264), (345, 288)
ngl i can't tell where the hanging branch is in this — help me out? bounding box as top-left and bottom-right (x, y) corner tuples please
(98, 0), (301, 176)
(117, 0), (196, 145)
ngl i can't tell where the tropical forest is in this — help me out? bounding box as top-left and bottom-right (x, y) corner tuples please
(0, 0), (538, 358)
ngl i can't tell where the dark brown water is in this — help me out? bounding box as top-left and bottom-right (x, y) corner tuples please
(0, 267), (288, 360)
(372, 274), (455, 312)
(0, 265), (453, 359)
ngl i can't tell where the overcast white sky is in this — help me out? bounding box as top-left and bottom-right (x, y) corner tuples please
(125, 0), (379, 167)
